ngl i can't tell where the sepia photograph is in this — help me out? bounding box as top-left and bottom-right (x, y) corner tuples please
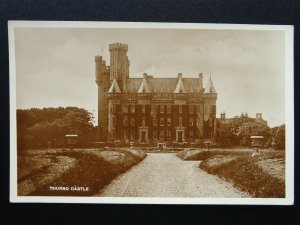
(9, 21), (294, 204)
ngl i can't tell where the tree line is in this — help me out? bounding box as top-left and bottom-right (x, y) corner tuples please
(216, 115), (285, 149)
(17, 107), (97, 150)
(17, 107), (285, 150)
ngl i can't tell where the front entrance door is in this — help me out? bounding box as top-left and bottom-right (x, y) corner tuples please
(139, 129), (148, 143)
(141, 131), (146, 142)
(178, 131), (183, 142)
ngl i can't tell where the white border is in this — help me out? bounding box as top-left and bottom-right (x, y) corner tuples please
(8, 21), (294, 205)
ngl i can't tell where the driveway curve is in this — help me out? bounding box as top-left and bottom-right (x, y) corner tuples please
(97, 153), (249, 197)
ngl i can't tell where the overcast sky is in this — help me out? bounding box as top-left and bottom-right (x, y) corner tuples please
(14, 27), (286, 127)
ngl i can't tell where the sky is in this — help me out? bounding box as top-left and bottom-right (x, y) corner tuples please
(14, 27), (286, 127)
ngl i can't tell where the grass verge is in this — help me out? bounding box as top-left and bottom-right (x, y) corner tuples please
(177, 148), (285, 198)
(200, 156), (285, 198)
(22, 149), (146, 196)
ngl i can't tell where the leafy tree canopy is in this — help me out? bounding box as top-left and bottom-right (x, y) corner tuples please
(217, 116), (285, 149)
(17, 107), (96, 149)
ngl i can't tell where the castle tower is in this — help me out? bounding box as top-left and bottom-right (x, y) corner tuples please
(95, 55), (110, 141)
(203, 76), (217, 139)
(109, 43), (130, 91)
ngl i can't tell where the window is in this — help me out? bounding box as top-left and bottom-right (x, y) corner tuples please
(153, 131), (157, 140)
(196, 118), (201, 127)
(189, 117), (194, 126)
(179, 117), (183, 127)
(124, 131), (128, 139)
(122, 105), (128, 113)
(142, 117), (146, 127)
(189, 105), (194, 114)
(130, 131), (135, 139)
(167, 105), (171, 113)
(153, 117), (157, 126)
(111, 105), (116, 113)
(189, 131), (194, 139)
(131, 118), (135, 126)
(159, 131), (164, 140)
(167, 130), (171, 139)
(160, 105), (164, 113)
(167, 118), (171, 126)
(123, 116), (128, 126)
(179, 105), (182, 114)
(131, 105), (135, 113)
(160, 118), (164, 126)
(142, 104), (146, 113)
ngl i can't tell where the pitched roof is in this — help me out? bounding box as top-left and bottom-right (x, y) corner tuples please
(204, 76), (217, 94)
(108, 79), (121, 93)
(174, 78), (187, 93)
(137, 78), (151, 93)
(125, 77), (202, 93)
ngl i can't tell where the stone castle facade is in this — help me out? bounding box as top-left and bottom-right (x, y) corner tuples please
(95, 43), (217, 144)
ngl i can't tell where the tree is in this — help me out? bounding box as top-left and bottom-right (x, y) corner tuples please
(238, 122), (271, 146)
(17, 107), (96, 150)
(216, 123), (237, 147)
(269, 125), (285, 150)
(217, 116), (271, 147)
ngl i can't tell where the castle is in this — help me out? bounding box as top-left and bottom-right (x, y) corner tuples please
(95, 43), (217, 144)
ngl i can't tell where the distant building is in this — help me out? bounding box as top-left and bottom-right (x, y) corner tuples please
(218, 112), (268, 126)
(95, 43), (217, 144)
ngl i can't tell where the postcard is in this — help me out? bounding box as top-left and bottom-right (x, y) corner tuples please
(9, 21), (294, 204)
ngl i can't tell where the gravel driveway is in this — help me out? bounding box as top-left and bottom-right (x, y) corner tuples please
(97, 153), (249, 197)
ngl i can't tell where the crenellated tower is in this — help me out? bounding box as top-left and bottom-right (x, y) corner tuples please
(109, 43), (130, 91)
(95, 55), (110, 140)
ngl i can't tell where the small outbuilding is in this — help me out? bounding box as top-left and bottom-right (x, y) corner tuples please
(65, 134), (78, 149)
(250, 136), (264, 149)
